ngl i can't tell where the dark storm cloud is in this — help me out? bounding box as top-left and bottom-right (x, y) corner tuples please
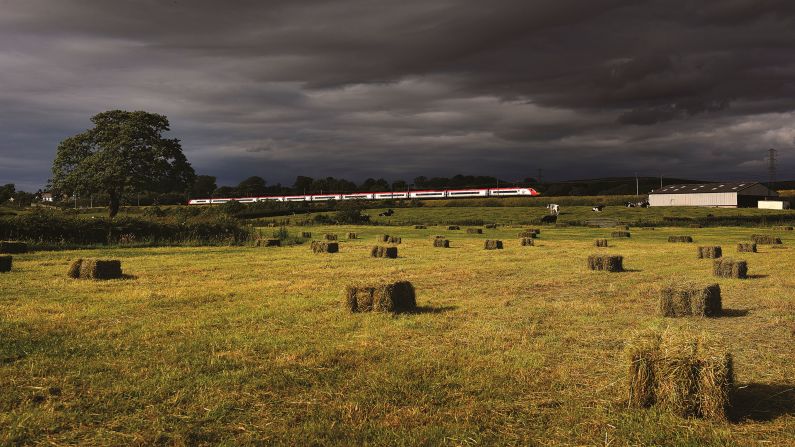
(1, 0), (794, 190)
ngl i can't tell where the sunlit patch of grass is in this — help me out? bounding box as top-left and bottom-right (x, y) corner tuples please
(1, 226), (793, 445)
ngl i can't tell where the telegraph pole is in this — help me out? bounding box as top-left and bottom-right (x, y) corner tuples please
(635, 172), (639, 195)
(768, 148), (777, 190)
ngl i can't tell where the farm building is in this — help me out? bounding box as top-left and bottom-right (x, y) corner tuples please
(648, 182), (778, 208)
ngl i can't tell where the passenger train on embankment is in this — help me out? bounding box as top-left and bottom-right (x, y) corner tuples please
(187, 187), (539, 205)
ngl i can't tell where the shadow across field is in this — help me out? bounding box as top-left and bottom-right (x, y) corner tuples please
(401, 305), (457, 315)
(731, 383), (795, 422)
(720, 308), (750, 318)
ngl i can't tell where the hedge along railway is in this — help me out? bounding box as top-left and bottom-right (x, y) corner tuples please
(1, 223), (794, 445)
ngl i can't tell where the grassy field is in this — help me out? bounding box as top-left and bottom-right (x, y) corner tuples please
(1, 225), (794, 445)
(271, 205), (795, 227)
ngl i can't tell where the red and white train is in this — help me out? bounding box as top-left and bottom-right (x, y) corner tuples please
(188, 187), (539, 205)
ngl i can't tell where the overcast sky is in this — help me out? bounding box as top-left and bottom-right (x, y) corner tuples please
(2, 0), (794, 190)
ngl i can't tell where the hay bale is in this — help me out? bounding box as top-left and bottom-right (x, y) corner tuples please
(325, 234), (338, 241)
(587, 254), (623, 272)
(659, 283), (722, 317)
(750, 234), (782, 245)
(347, 232), (357, 239)
(626, 331), (661, 408)
(345, 281), (416, 313)
(301, 231), (312, 238)
(0, 255), (11, 273)
(78, 259), (122, 280)
(518, 231), (537, 238)
(689, 223), (703, 228)
(377, 234), (390, 242)
(626, 330), (734, 421)
(67, 259), (83, 278)
(387, 236), (402, 244)
(668, 236), (694, 243)
(485, 224), (497, 229)
(712, 258), (748, 279)
(413, 225), (426, 229)
(616, 225), (630, 230)
(447, 225), (460, 230)
(772, 226), (793, 231)
(484, 240), (503, 250)
(612, 231), (631, 238)
(696, 246), (722, 259)
(370, 246), (398, 258)
(737, 242), (757, 253)
(520, 238), (534, 246)
(311, 241), (339, 253)
(433, 238), (450, 248)
(641, 227), (656, 231)
(595, 239), (608, 247)
(0, 241), (28, 254)
(466, 228), (483, 234)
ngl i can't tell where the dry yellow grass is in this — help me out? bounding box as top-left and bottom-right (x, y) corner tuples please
(0, 225), (793, 445)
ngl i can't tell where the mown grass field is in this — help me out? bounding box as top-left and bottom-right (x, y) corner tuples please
(1, 225), (794, 445)
(273, 205), (795, 227)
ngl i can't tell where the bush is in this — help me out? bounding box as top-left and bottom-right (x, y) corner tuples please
(0, 209), (254, 247)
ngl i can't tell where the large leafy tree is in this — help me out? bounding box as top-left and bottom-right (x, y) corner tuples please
(52, 110), (195, 217)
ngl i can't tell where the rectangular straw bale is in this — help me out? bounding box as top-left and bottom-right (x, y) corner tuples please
(0, 255), (11, 273)
(0, 241), (28, 254)
(67, 259), (83, 278)
(370, 245), (398, 258)
(347, 232), (357, 239)
(345, 281), (416, 313)
(78, 259), (123, 280)
(737, 242), (757, 252)
(433, 238), (450, 248)
(258, 238), (280, 247)
(467, 228), (483, 234)
(772, 226), (793, 231)
(626, 331), (661, 408)
(520, 237), (534, 246)
(413, 225), (426, 229)
(750, 234), (782, 245)
(484, 240), (503, 250)
(595, 239), (608, 247)
(696, 246), (722, 259)
(659, 283), (721, 317)
(612, 231), (631, 238)
(447, 225), (460, 230)
(484, 224), (497, 229)
(378, 234), (390, 242)
(668, 236), (694, 243)
(325, 234), (338, 241)
(616, 225), (630, 230)
(518, 231), (537, 238)
(387, 236), (401, 244)
(587, 254), (623, 272)
(626, 330), (734, 420)
(712, 258), (747, 279)
(311, 241), (339, 253)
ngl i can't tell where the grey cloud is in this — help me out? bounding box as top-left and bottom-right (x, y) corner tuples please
(1, 0), (794, 190)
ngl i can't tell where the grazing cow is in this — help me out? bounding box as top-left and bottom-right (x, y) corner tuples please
(639, 200), (650, 208)
(378, 208), (395, 217)
(546, 203), (560, 216)
(592, 205), (605, 212)
(625, 201), (636, 208)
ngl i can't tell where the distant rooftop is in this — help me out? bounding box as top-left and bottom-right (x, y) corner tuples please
(650, 182), (762, 195)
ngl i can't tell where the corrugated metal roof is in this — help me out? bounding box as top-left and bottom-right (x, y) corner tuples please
(650, 182), (760, 195)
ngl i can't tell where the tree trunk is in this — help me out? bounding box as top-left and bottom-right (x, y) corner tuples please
(108, 190), (121, 219)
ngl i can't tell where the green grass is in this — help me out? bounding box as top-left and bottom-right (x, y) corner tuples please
(1, 225), (794, 445)
(281, 205), (795, 227)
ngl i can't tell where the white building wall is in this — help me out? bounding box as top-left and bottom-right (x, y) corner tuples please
(649, 192), (738, 207)
(758, 200), (789, 209)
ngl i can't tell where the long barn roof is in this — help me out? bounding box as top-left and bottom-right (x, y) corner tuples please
(650, 182), (762, 195)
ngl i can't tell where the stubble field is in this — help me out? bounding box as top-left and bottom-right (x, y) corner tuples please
(1, 225), (794, 446)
